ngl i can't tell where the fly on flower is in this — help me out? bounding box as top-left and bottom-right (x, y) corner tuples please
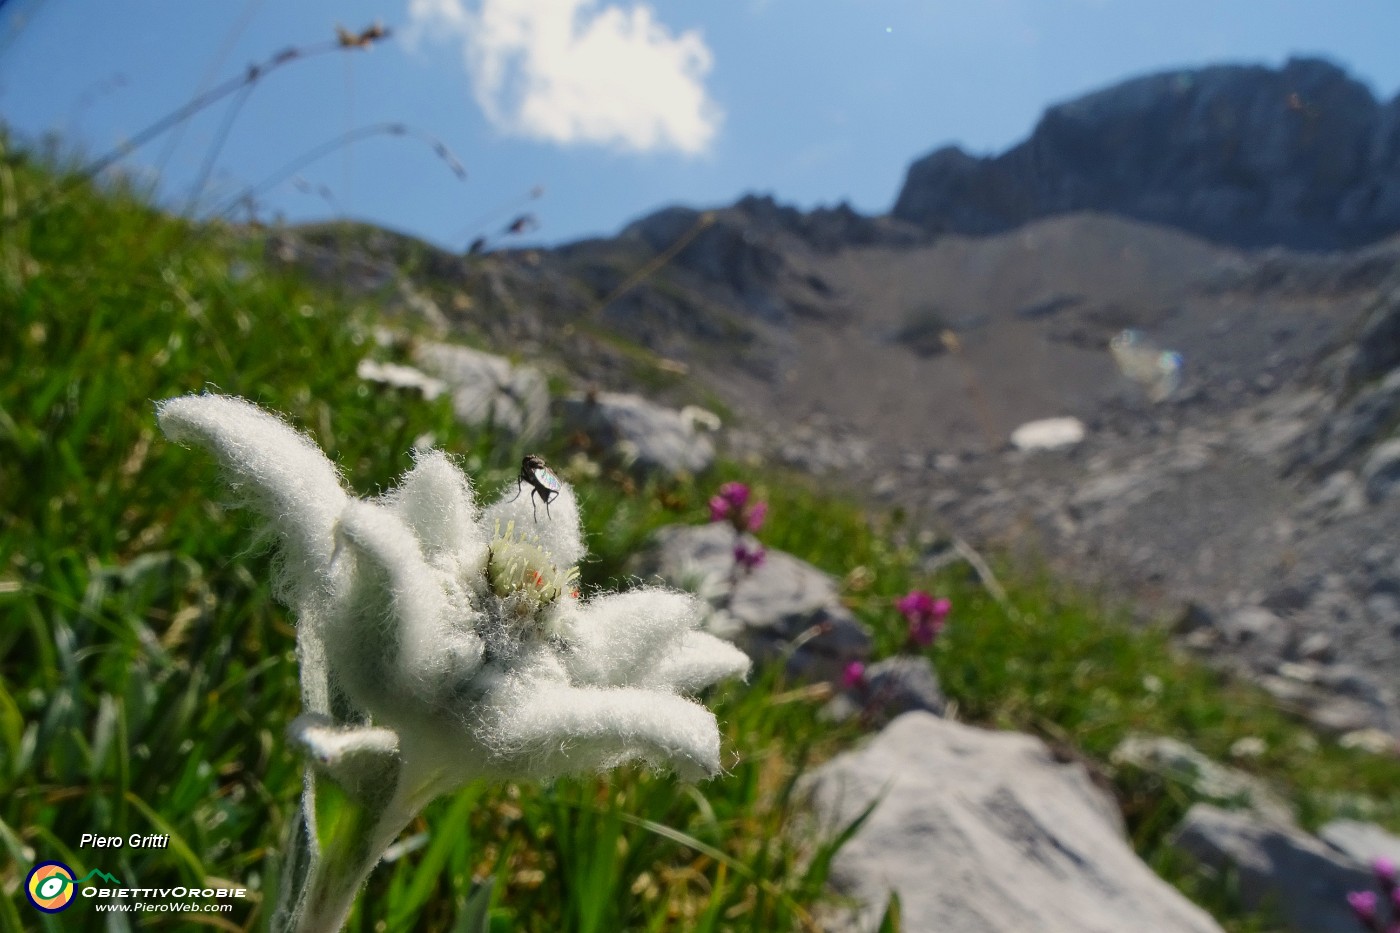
(514, 453), (561, 521)
(156, 394), (751, 933)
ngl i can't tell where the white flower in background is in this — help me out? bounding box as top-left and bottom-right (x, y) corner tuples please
(156, 393), (749, 933)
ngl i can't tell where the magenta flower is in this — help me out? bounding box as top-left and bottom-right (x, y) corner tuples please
(896, 591), (950, 621)
(709, 495), (734, 523)
(733, 542), (766, 571)
(709, 482), (749, 519)
(709, 481), (768, 534)
(1349, 890), (1379, 927)
(897, 590), (952, 648)
(1377, 856), (1398, 891)
(842, 661), (867, 690)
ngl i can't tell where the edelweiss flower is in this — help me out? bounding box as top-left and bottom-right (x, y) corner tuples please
(157, 393), (750, 931)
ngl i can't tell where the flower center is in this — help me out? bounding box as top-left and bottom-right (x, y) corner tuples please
(485, 521), (579, 617)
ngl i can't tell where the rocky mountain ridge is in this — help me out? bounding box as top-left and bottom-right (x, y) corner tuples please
(272, 57), (1400, 739)
(894, 57), (1400, 250)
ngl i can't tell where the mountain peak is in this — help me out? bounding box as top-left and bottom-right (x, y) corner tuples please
(893, 58), (1400, 249)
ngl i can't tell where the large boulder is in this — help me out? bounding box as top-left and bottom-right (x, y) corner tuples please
(1170, 804), (1374, 932)
(1361, 438), (1400, 503)
(824, 655), (947, 726)
(1291, 369), (1400, 477)
(1338, 281), (1400, 388)
(1110, 735), (1294, 826)
(555, 392), (716, 476)
(806, 713), (1224, 933)
(630, 523), (870, 680)
(1318, 819), (1400, 867)
(356, 359), (448, 400)
(412, 342), (549, 440)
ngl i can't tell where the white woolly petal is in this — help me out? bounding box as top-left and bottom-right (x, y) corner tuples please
(384, 449), (486, 559)
(483, 681), (722, 782)
(157, 394), (348, 716)
(157, 394), (348, 588)
(558, 589), (702, 686)
(288, 714), (401, 803)
(640, 631), (751, 693)
(483, 481), (585, 566)
(339, 501), (484, 703)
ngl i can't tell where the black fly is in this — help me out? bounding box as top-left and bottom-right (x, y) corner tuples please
(512, 453), (561, 521)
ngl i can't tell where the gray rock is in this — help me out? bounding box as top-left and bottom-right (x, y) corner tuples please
(1319, 819), (1400, 867)
(1170, 804), (1374, 933)
(1297, 632), (1336, 662)
(356, 359), (448, 400)
(828, 656), (946, 726)
(412, 342), (549, 440)
(1222, 606), (1286, 648)
(555, 391), (715, 476)
(1010, 416), (1087, 451)
(1339, 728), (1398, 754)
(1292, 370), (1400, 476)
(630, 523), (870, 680)
(1302, 471), (1366, 521)
(1256, 674), (1381, 734)
(1110, 735), (1294, 826)
(777, 420), (871, 475)
(1366, 592), (1400, 629)
(1173, 602), (1217, 635)
(863, 656), (945, 716)
(1339, 284), (1400, 387)
(1361, 438), (1400, 502)
(619, 198), (855, 322)
(806, 713), (1223, 933)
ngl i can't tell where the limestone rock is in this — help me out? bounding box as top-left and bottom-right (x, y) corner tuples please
(1361, 438), (1400, 503)
(1010, 416), (1087, 451)
(555, 392), (715, 476)
(1170, 804), (1374, 933)
(1318, 819), (1400, 867)
(412, 342), (549, 440)
(356, 359), (448, 400)
(1291, 370), (1400, 477)
(806, 713), (1223, 933)
(1338, 283), (1400, 387)
(1110, 735), (1293, 825)
(826, 655), (946, 726)
(630, 523), (870, 680)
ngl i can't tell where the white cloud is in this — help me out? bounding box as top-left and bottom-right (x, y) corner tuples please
(408, 0), (722, 155)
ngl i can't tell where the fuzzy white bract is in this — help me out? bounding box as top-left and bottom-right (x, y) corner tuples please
(157, 393), (750, 932)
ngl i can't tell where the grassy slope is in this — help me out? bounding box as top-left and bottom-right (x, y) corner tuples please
(1, 141), (1397, 931)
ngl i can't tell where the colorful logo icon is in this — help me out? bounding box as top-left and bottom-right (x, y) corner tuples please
(25, 861), (76, 913)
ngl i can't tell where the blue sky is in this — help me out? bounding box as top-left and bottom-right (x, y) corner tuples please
(3, 1), (1400, 250)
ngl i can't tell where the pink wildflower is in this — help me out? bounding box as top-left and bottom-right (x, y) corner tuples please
(842, 661), (867, 690)
(1348, 890), (1379, 928)
(897, 590), (952, 648)
(709, 495), (733, 523)
(733, 542), (766, 571)
(709, 481), (767, 534)
(1376, 856), (1397, 891)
